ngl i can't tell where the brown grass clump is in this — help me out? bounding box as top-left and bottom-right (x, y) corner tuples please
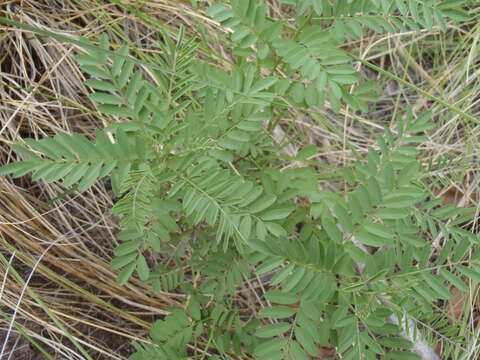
(0, 1), (195, 358)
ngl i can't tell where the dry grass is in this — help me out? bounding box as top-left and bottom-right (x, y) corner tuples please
(0, 1), (479, 359)
(0, 1), (193, 358)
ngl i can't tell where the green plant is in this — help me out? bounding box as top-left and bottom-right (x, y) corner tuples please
(0, 1), (477, 359)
